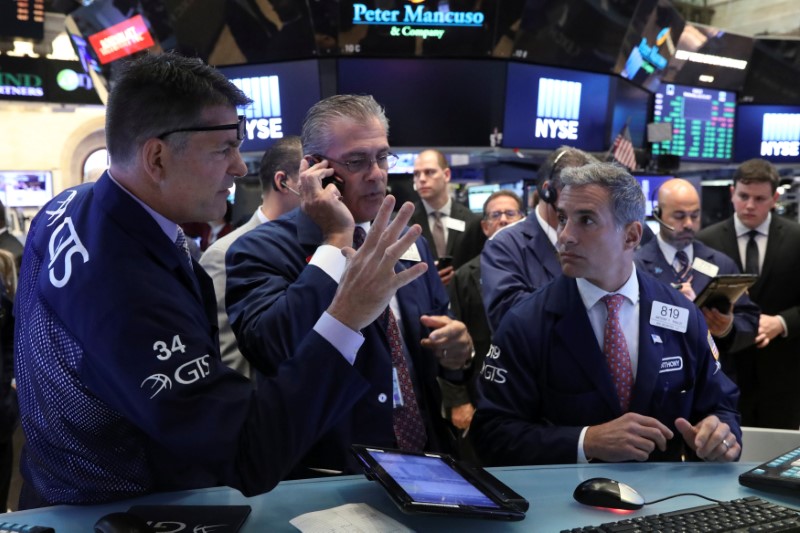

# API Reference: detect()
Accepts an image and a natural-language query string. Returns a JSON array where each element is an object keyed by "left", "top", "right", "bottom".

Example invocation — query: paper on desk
[{"left": 290, "top": 502, "right": 414, "bottom": 533}]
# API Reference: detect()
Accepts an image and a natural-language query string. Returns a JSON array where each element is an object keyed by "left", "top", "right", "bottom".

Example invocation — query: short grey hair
[
  {"left": 560, "top": 163, "right": 645, "bottom": 227},
  {"left": 301, "top": 94, "right": 389, "bottom": 156}
]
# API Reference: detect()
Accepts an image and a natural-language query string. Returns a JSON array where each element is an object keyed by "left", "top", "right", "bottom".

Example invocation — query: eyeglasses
[
  {"left": 320, "top": 152, "right": 399, "bottom": 174},
  {"left": 157, "top": 115, "right": 246, "bottom": 141},
  {"left": 486, "top": 209, "right": 523, "bottom": 221}
]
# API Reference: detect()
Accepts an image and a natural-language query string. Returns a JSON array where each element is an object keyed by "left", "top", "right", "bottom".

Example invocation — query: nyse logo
[
  {"left": 535, "top": 78, "right": 581, "bottom": 141},
  {"left": 230, "top": 75, "right": 284, "bottom": 141},
  {"left": 761, "top": 113, "right": 800, "bottom": 157}
]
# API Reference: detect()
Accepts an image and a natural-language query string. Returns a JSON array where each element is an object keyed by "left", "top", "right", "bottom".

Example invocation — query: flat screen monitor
[
  {"left": 502, "top": 62, "right": 612, "bottom": 151},
  {"left": 741, "top": 38, "right": 800, "bottom": 105},
  {"left": 336, "top": 0, "right": 500, "bottom": 58},
  {"left": 615, "top": 0, "right": 686, "bottom": 92},
  {"left": 467, "top": 184, "right": 499, "bottom": 213},
  {"left": 217, "top": 60, "right": 321, "bottom": 155},
  {"left": 338, "top": 58, "right": 506, "bottom": 147},
  {"left": 610, "top": 77, "right": 652, "bottom": 148},
  {"left": 736, "top": 105, "right": 800, "bottom": 163},
  {"left": 650, "top": 82, "right": 736, "bottom": 162},
  {"left": 0, "top": 171, "right": 53, "bottom": 208},
  {"left": 388, "top": 152, "right": 419, "bottom": 175},
  {"left": 661, "top": 22, "right": 753, "bottom": 91},
  {"left": 504, "top": 0, "right": 637, "bottom": 74},
  {"left": 634, "top": 174, "right": 675, "bottom": 216}
]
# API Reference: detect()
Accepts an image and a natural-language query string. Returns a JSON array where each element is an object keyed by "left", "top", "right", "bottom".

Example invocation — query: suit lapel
[
  {"left": 530, "top": 223, "right": 561, "bottom": 279},
  {"left": 548, "top": 277, "right": 621, "bottom": 414},
  {"left": 758, "top": 216, "right": 783, "bottom": 287},
  {"left": 630, "top": 274, "right": 666, "bottom": 413}
]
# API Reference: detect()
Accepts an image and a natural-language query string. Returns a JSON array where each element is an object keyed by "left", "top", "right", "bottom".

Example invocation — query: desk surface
[{"left": 4, "top": 462, "right": 799, "bottom": 532}]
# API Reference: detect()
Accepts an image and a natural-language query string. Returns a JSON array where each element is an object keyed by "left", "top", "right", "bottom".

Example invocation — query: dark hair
[
  {"left": 422, "top": 149, "right": 449, "bottom": 171},
  {"left": 260, "top": 136, "right": 303, "bottom": 192},
  {"left": 482, "top": 190, "right": 523, "bottom": 218},
  {"left": 536, "top": 146, "right": 597, "bottom": 191},
  {"left": 733, "top": 158, "right": 780, "bottom": 193},
  {"left": 0, "top": 200, "right": 6, "bottom": 229},
  {"left": 560, "top": 163, "right": 645, "bottom": 227},
  {"left": 301, "top": 94, "right": 389, "bottom": 156},
  {"left": 105, "top": 52, "right": 252, "bottom": 166}
]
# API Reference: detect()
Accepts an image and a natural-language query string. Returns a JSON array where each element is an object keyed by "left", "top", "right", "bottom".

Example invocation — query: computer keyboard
[
  {"left": 563, "top": 496, "right": 800, "bottom": 532},
  {"left": 740, "top": 445, "right": 800, "bottom": 493}
]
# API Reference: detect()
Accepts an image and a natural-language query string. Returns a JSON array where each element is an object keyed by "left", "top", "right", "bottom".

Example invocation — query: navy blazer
[
  {"left": 698, "top": 215, "right": 800, "bottom": 428},
  {"left": 14, "top": 174, "right": 370, "bottom": 506},
  {"left": 226, "top": 207, "right": 454, "bottom": 474},
  {"left": 480, "top": 215, "right": 561, "bottom": 331},
  {"left": 635, "top": 238, "right": 759, "bottom": 355},
  {"left": 410, "top": 200, "right": 486, "bottom": 269},
  {"left": 472, "top": 272, "right": 741, "bottom": 466}
]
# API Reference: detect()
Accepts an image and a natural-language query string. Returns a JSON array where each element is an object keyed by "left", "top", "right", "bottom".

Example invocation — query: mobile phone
[
  {"left": 305, "top": 155, "right": 345, "bottom": 194},
  {"left": 436, "top": 255, "right": 453, "bottom": 270}
]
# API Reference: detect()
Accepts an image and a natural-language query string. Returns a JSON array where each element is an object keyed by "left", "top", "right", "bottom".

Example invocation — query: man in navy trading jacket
[
  {"left": 13, "top": 52, "right": 430, "bottom": 508},
  {"left": 635, "top": 178, "right": 759, "bottom": 371},
  {"left": 226, "top": 95, "right": 474, "bottom": 476},
  {"left": 472, "top": 163, "right": 742, "bottom": 466}
]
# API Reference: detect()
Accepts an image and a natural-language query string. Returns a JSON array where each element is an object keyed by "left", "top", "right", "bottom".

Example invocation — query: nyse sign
[
  {"left": 534, "top": 78, "right": 582, "bottom": 141},
  {"left": 761, "top": 113, "right": 800, "bottom": 158},
  {"left": 230, "top": 75, "right": 284, "bottom": 141}
]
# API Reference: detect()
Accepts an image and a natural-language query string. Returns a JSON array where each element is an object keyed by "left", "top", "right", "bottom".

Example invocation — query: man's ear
[
  {"left": 624, "top": 221, "right": 643, "bottom": 250},
  {"left": 141, "top": 138, "right": 168, "bottom": 184}
]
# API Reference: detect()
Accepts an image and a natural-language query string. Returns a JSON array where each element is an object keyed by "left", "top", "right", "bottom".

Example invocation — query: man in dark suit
[
  {"left": 635, "top": 178, "right": 759, "bottom": 367},
  {"left": 473, "top": 163, "right": 741, "bottom": 466},
  {"left": 697, "top": 159, "right": 800, "bottom": 429},
  {"left": 226, "top": 95, "right": 474, "bottom": 476},
  {"left": 447, "top": 190, "right": 524, "bottom": 433},
  {"left": 12, "top": 53, "right": 429, "bottom": 508},
  {"left": 0, "top": 201, "right": 23, "bottom": 269},
  {"left": 480, "top": 146, "right": 596, "bottom": 331},
  {"left": 411, "top": 149, "right": 485, "bottom": 285}
]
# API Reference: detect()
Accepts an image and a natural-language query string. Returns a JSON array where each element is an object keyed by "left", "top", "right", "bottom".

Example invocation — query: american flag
[{"left": 610, "top": 124, "right": 637, "bottom": 171}]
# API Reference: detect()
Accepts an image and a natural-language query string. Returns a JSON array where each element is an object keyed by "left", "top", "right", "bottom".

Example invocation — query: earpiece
[
  {"left": 651, "top": 206, "right": 675, "bottom": 232},
  {"left": 540, "top": 181, "right": 557, "bottom": 205},
  {"left": 280, "top": 178, "right": 300, "bottom": 197}
]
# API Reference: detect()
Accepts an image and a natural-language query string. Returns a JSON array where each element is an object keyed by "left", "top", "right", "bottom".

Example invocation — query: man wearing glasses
[
  {"left": 445, "top": 190, "right": 524, "bottom": 442},
  {"left": 13, "top": 55, "right": 430, "bottom": 507},
  {"left": 226, "top": 94, "right": 475, "bottom": 477}
]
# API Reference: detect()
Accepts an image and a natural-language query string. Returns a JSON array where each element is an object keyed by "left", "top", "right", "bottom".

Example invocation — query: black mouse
[
  {"left": 94, "top": 511, "right": 153, "bottom": 533},
  {"left": 573, "top": 477, "right": 645, "bottom": 510}
]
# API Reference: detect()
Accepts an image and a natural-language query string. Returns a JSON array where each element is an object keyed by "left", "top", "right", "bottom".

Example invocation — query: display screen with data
[{"left": 651, "top": 82, "right": 736, "bottom": 162}]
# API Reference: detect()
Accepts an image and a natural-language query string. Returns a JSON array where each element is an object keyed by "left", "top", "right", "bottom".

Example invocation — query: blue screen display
[
  {"left": 217, "top": 59, "right": 321, "bottom": 154},
  {"left": 502, "top": 62, "right": 612, "bottom": 151},
  {"left": 736, "top": 105, "right": 800, "bottom": 163},
  {"left": 369, "top": 450, "right": 499, "bottom": 508}
]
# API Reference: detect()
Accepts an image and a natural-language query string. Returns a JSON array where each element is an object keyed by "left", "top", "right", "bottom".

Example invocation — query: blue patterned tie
[
  {"left": 673, "top": 250, "right": 691, "bottom": 282},
  {"left": 175, "top": 227, "right": 193, "bottom": 268},
  {"left": 601, "top": 294, "right": 633, "bottom": 412}
]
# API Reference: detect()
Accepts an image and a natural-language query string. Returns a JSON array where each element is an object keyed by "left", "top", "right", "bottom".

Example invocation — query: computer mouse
[
  {"left": 573, "top": 477, "right": 645, "bottom": 510},
  {"left": 94, "top": 511, "right": 153, "bottom": 533}
]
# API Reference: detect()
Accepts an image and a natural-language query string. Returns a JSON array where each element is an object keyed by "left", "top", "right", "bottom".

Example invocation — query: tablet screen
[{"left": 367, "top": 450, "right": 500, "bottom": 508}]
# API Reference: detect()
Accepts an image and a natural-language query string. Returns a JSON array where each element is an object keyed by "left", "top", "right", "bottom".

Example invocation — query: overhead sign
[
  {"left": 535, "top": 78, "right": 582, "bottom": 141},
  {"left": 88, "top": 14, "right": 155, "bottom": 65},
  {"left": 351, "top": 1, "right": 486, "bottom": 40},
  {"left": 761, "top": 113, "right": 800, "bottom": 157},
  {"left": 230, "top": 75, "right": 284, "bottom": 142}
]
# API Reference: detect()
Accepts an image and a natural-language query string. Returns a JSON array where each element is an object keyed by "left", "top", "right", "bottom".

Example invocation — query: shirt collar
[
  {"left": 421, "top": 197, "right": 452, "bottom": 217},
  {"left": 734, "top": 212, "right": 771, "bottom": 238},
  {"left": 107, "top": 170, "right": 179, "bottom": 242},
  {"left": 656, "top": 233, "right": 692, "bottom": 266},
  {"left": 576, "top": 264, "right": 640, "bottom": 311},
  {"left": 534, "top": 204, "right": 558, "bottom": 246},
  {"left": 256, "top": 207, "right": 269, "bottom": 224}
]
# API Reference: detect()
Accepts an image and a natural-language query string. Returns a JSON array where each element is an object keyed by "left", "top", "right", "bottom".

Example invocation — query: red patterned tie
[
  {"left": 353, "top": 227, "right": 427, "bottom": 451},
  {"left": 601, "top": 294, "right": 633, "bottom": 412}
]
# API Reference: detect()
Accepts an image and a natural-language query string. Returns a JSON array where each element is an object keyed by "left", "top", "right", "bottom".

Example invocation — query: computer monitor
[
  {"left": 650, "top": 82, "right": 736, "bottom": 162},
  {"left": 741, "top": 38, "right": 800, "bottom": 105},
  {"left": 217, "top": 60, "right": 321, "bottom": 155},
  {"left": 615, "top": 0, "right": 686, "bottom": 92},
  {"left": 736, "top": 105, "right": 800, "bottom": 163},
  {"left": 0, "top": 171, "right": 53, "bottom": 208},
  {"left": 502, "top": 62, "right": 612, "bottom": 151},
  {"left": 337, "top": 58, "right": 506, "bottom": 147},
  {"left": 467, "top": 184, "right": 500, "bottom": 213},
  {"left": 634, "top": 174, "right": 675, "bottom": 217}
]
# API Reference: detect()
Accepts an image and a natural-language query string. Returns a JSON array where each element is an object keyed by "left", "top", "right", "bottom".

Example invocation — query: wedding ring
[{"left": 722, "top": 439, "right": 730, "bottom": 450}]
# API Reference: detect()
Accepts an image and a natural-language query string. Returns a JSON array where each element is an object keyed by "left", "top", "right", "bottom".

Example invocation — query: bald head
[{"left": 656, "top": 179, "right": 701, "bottom": 250}]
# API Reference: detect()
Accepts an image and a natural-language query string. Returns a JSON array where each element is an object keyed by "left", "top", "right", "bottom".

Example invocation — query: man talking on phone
[{"left": 226, "top": 95, "right": 475, "bottom": 477}]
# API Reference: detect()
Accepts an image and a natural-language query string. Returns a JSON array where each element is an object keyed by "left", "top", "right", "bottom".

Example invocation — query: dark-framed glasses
[
  {"left": 157, "top": 115, "right": 246, "bottom": 141},
  {"left": 321, "top": 152, "right": 399, "bottom": 173},
  {"left": 486, "top": 209, "right": 523, "bottom": 221}
]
